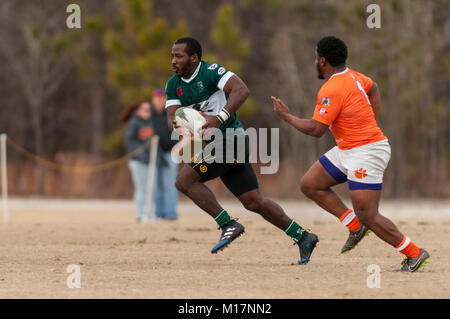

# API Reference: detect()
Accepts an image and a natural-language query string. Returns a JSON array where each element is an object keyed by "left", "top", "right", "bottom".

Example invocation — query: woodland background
[{"left": 0, "top": 0, "right": 448, "bottom": 199}]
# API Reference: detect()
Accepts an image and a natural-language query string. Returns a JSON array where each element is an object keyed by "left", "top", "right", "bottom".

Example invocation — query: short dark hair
[
  {"left": 316, "top": 36, "right": 348, "bottom": 67},
  {"left": 175, "top": 37, "right": 202, "bottom": 60}
]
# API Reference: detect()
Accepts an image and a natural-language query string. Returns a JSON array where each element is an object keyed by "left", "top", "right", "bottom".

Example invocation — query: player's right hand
[
  {"left": 271, "top": 96, "right": 291, "bottom": 119},
  {"left": 172, "top": 119, "right": 192, "bottom": 137}
]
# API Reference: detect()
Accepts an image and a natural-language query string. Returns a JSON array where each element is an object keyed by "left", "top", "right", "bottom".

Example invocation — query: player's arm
[
  {"left": 222, "top": 75, "right": 250, "bottom": 115},
  {"left": 202, "top": 72, "right": 250, "bottom": 130},
  {"left": 202, "top": 74, "right": 250, "bottom": 130},
  {"left": 271, "top": 97, "right": 329, "bottom": 138},
  {"left": 367, "top": 81, "right": 380, "bottom": 118},
  {"left": 165, "top": 78, "right": 183, "bottom": 132},
  {"left": 166, "top": 105, "right": 181, "bottom": 132}
]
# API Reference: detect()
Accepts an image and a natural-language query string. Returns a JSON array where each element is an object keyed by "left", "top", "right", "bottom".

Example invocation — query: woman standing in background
[
  {"left": 121, "top": 92, "right": 187, "bottom": 222},
  {"left": 150, "top": 89, "right": 180, "bottom": 221},
  {"left": 121, "top": 101, "right": 154, "bottom": 222}
]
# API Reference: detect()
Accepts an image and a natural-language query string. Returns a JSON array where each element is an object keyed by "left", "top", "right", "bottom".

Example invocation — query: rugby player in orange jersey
[{"left": 271, "top": 36, "right": 429, "bottom": 272}]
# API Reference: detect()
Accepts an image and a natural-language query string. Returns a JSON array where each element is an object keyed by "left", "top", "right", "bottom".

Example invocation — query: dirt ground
[{"left": 0, "top": 198, "right": 449, "bottom": 299}]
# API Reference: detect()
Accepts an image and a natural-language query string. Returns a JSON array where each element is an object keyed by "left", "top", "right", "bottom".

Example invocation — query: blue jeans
[
  {"left": 128, "top": 159, "right": 149, "bottom": 220},
  {"left": 152, "top": 152, "right": 179, "bottom": 220},
  {"left": 128, "top": 154, "right": 179, "bottom": 220}
]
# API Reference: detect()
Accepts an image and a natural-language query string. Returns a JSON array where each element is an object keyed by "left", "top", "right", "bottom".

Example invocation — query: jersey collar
[
  {"left": 181, "top": 61, "right": 202, "bottom": 83},
  {"left": 328, "top": 67, "right": 349, "bottom": 81}
]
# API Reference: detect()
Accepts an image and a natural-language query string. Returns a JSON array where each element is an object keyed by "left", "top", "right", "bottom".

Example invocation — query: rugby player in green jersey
[{"left": 165, "top": 37, "right": 318, "bottom": 264}]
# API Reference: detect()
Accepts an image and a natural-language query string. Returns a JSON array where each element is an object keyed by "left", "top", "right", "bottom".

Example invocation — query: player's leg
[
  {"left": 346, "top": 140, "right": 429, "bottom": 271},
  {"left": 174, "top": 164, "right": 224, "bottom": 217},
  {"left": 239, "top": 189, "right": 291, "bottom": 230},
  {"left": 175, "top": 156, "right": 245, "bottom": 254},
  {"left": 350, "top": 189, "right": 429, "bottom": 271},
  {"left": 300, "top": 160, "right": 348, "bottom": 218},
  {"left": 301, "top": 150, "right": 368, "bottom": 253},
  {"left": 220, "top": 163, "right": 290, "bottom": 230},
  {"left": 221, "top": 163, "right": 319, "bottom": 264},
  {"left": 350, "top": 189, "right": 401, "bottom": 245},
  {"left": 220, "top": 135, "right": 293, "bottom": 230}
]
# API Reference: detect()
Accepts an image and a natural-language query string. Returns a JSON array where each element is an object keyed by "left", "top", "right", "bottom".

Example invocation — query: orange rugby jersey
[{"left": 312, "top": 68, "right": 386, "bottom": 150}]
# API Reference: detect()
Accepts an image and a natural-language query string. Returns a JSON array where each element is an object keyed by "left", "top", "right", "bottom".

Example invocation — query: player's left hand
[
  {"left": 200, "top": 113, "right": 222, "bottom": 140},
  {"left": 271, "top": 96, "right": 290, "bottom": 119},
  {"left": 200, "top": 113, "right": 221, "bottom": 130}
]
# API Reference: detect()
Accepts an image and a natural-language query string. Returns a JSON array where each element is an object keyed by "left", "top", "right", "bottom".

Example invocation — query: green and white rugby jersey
[{"left": 165, "top": 61, "right": 244, "bottom": 136}]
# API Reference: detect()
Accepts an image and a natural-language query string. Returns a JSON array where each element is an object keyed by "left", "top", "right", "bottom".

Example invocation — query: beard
[
  {"left": 317, "top": 63, "right": 325, "bottom": 79},
  {"left": 180, "top": 60, "right": 192, "bottom": 78}
]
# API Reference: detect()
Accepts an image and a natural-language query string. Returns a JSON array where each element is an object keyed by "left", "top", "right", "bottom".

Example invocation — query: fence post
[
  {"left": 1, "top": 134, "right": 8, "bottom": 223},
  {"left": 142, "top": 135, "right": 159, "bottom": 222}
]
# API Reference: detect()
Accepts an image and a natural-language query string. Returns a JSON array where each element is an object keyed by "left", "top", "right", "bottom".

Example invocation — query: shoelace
[{"left": 401, "top": 257, "right": 410, "bottom": 266}]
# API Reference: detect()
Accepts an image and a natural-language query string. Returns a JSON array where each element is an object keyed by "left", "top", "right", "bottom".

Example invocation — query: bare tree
[{"left": 0, "top": 1, "right": 74, "bottom": 194}]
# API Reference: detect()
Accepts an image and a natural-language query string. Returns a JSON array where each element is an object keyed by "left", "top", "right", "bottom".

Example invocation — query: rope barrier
[{"left": 5, "top": 136, "right": 154, "bottom": 173}]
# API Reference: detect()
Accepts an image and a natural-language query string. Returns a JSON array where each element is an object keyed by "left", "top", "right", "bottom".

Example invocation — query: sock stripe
[
  {"left": 285, "top": 220, "right": 305, "bottom": 242},
  {"left": 339, "top": 209, "right": 360, "bottom": 231},
  {"left": 214, "top": 210, "right": 232, "bottom": 228},
  {"left": 341, "top": 211, "right": 356, "bottom": 226},
  {"left": 395, "top": 236, "right": 411, "bottom": 252},
  {"left": 284, "top": 220, "right": 295, "bottom": 233},
  {"left": 214, "top": 209, "right": 226, "bottom": 221},
  {"left": 339, "top": 209, "right": 352, "bottom": 221}
]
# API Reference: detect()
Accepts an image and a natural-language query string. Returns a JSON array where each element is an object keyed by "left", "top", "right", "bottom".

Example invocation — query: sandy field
[{"left": 0, "top": 198, "right": 449, "bottom": 299}]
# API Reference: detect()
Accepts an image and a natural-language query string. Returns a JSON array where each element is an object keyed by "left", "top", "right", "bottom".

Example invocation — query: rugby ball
[{"left": 174, "top": 107, "right": 206, "bottom": 141}]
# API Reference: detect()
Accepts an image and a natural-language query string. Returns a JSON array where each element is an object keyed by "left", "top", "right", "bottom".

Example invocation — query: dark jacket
[
  {"left": 124, "top": 115, "right": 154, "bottom": 164},
  {"left": 151, "top": 109, "right": 177, "bottom": 152}
]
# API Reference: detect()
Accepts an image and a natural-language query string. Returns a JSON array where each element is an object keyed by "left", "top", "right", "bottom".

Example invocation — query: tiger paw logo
[
  {"left": 199, "top": 164, "right": 208, "bottom": 173},
  {"left": 139, "top": 127, "right": 153, "bottom": 140},
  {"left": 354, "top": 168, "right": 368, "bottom": 179}
]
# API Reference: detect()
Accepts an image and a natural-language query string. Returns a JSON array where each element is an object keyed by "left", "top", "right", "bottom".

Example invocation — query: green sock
[
  {"left": 285, "top": 220, "right": 305, "bottom": 242},
  {"left": 214, "top": 210, "right": 232, "bottom": 228}
]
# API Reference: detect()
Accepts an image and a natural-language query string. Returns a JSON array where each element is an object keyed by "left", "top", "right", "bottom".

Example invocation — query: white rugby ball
[{"left": 174, "top": 107, "right": 206, "bottom": 141}]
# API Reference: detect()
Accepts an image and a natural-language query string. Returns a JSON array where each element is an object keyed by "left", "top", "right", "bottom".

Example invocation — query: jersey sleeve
[
  {"left": 312, "top": 84, "right": 344, "bottom": 126},
  {"left": 356, "top": 71, "right": 373, "bottom": 93},
  {"left": 204, "top": 63, "right": 235, "bottom": 91},
  {"left": 165, "top": 77, "right": 181, "bottom": 108}
]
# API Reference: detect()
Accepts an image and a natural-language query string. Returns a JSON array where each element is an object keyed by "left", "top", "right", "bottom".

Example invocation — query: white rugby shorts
[{"left": 319, "top": 139, "right": 391, "bottom": 190}]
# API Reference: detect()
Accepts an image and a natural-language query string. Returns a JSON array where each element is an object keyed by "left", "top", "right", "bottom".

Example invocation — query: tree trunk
[
  {"left": 90, "top": 81, "right": 104, "bottom": 156},
  {"left": 30, "top": 101, "right": 45, "bottom": 195}
]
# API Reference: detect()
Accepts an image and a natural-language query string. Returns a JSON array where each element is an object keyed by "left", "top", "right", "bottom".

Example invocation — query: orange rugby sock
[
  {"left": 339, "top": 209, "right": 361, "bottom": 231},
  {"left": 395, "top": 235, "right": 420, "bottom": 258}
]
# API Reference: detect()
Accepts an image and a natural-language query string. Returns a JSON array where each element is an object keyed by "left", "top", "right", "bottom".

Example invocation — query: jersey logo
[
  {"left": 218, "top": 67, "right": 226, "bottom": 75},
  {"left": 192, "top": 103, "right": 201, "bottom": 111},
  {"left": 197, "top": 81, "right": 204, "bottom": 90},
  {"left": 354, "top": 168, "right": 368, "bottom": 179},
  {"left": 199, "top": 164, "right": 208, "bottom": 173},
  {"left": 138, "top": 127, "right": 153, "bottom": 140},
  {"left": 319, "top": 107, "right": 328, "bottom": 115},
  {"left": 176, "top": 88, "right": 183, "bottom": 97},
  {"left": 208, "top": 63, "right": 218, "bottom": 70},
  {"left": 321, "top": 97, "right": 330, "bottom": 106}
]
